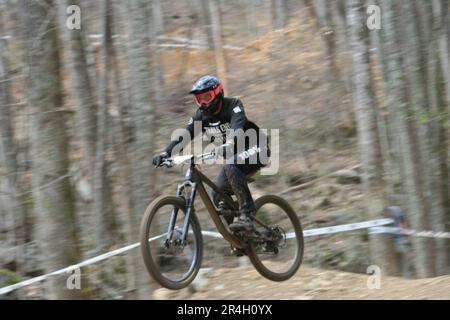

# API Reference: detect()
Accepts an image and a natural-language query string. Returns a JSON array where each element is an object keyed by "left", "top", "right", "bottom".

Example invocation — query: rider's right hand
[{"left": 152, "top": 152, "right": 169, "bottom": 166}]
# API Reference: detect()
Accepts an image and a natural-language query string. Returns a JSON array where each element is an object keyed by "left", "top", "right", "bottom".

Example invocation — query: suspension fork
[
  {"left": 165, "top": 165, "right": 197, "bottom": 245},
  {"left": 180, "top": 182, "right": 197, "bottom": 243},
  {"left": 164, "top": 182, "right": 189, "bottom": 245}
]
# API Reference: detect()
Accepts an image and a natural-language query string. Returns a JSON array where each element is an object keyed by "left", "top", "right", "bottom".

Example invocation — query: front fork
[{"left": 165, "top": 180, "right": 197, "bottom": 247}]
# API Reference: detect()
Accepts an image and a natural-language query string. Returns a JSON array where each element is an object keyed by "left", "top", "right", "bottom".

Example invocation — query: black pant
[{"left": 214, "top": 162, "right": 262, "bottom": 215}]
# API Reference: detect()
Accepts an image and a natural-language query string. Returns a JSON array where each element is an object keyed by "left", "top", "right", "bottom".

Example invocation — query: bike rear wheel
[
  {"left": 247, "top": 195, "right": 304, "bottom": 281},
  {"left": 140, "top": 196, "right": 203, "bottom": 290}
]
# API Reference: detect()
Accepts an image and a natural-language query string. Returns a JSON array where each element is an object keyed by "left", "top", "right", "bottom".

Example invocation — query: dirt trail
[{"left": 153, "top": 264, "right": 450, "bottom": 300}]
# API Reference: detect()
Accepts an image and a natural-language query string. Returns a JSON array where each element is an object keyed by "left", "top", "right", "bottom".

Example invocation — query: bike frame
[{"left": 165, "top": 156, "right": 246, "bottom": 249}]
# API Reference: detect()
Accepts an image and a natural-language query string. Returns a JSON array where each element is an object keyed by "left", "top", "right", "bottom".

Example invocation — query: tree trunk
[
  {"left": 437, "top": 0, "right": 450, "bottom": 114},
  {"left": 108, "top": 0, "right": 137, "bottom": 297},
  {"left": 126, "top": 0, "right": 156, "bottom": 299},
  {"left": 302, "top": 0, "right": 321, "bottom": 30},
  {"left": 372, "top": 0, "right": 404, "bottom": 202},
  {"left": 426, "top": 0, "right": 449, "bottom": 275},
  {"left": 346, "top": 0, "right": 398, "bottom": 276},
  {"left": 92, "top": 0, "right": 113, "bottom": 257},
  {"left": 110, "top": 49, "right": 137, "bottom": 298},
  {"left": 149, "top": 0, "right": 166, "bottom": 103},
  {"left": 271, "top": 0, "right": 288, "bottom": 29},
  {"left": 208, "top": 0, "right": 228, "bottom": 90},
  {"left": 57, "top": 0, "right": 97, "bottom": 172},
  {"left": 201, "top": 0, "right": 215, "bottom": 49},
  {"left": 0, "top": 3, "right": 15, "bottom": 249},
  {"left": 398, "top": 0, "right": 438, "bottom": 275},
  {"left": 245, "top": 0, "right": 259, "bottom": 38},
  {"left": 152, "top": 0, "right": 164, "bottom": 38},
  {"left": 438, "top": 0, "right": 450, "bottom": 271},
  {"left": 0, "top": 0, "right": 26, "bottom": 272},
  {"left": 25, "top": 0, "right": 85, "bottom": 299},
  {"left": 379, "top": 0, "right": 434, "bottom": 278},
  {"left": 333, "top": 0, "right": 348, "bottom": 39},
  {"left": 313, "top": 0, "right": 352, "bottom": 136}
]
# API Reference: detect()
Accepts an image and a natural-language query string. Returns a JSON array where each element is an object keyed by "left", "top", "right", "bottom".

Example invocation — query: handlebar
[{"left": 156, "top": 144, "right": 232, "bottom": 168}]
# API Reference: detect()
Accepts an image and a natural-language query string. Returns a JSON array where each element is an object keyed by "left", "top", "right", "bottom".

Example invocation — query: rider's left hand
[{"left": 153, "top": 151, "right": 169, "bottom": 166}]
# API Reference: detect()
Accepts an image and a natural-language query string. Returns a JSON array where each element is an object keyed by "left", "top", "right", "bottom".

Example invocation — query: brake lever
[{"left": 155, "top": 159, "right": 173, "bottom": 168}]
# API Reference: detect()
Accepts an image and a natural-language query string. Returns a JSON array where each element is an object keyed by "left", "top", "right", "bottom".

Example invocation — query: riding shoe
[{"left": 229, "top": 213, "right": 255, "bottom": 232}]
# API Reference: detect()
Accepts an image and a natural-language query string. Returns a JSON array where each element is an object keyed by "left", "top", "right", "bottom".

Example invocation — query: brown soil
[{"left": 153, "top": 264, "right": 450, "bottom": 300}]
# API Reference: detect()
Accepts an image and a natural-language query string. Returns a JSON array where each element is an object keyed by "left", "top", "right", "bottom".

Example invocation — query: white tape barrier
[
  {"left": 1, "top": 34, "right": 244, "bottom": 50},
  {"left": 0, "top": 243, "right": 137, "bottom": 295},
  {"left": 0, "top": 217, "right": 422, "bottom": 296},
  {"left": 302, "top": 218, "right": 394, "bottom": 237},
  {"left": 0, "top": 233, "right": 166, "bottom": 296},
  {"left": 189, "top": 219, "right": 395, "bottom": 240},
  {"left": 368, "top": 226, "right": 450, "bottom": 239}
]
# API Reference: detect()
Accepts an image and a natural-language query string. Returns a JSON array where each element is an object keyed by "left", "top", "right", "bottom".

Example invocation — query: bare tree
[
  {"left": 55, "top": 2, "right": 115, "bottom": 295},
  {"left": 57, "top": 0, "right": 97, "bottom": 172},
  {"left": 346, "top": 0, "right": 398, "bottom": 275},
  {"left": 208, "top": 0, "right": 228, "bottom": 89},
  {"left": 149, "top": 0, "right": 166, "bottom": 103},
  {"left": 109, "top": 0, "right": 137, "bottom": 295},
  {"left": 201, "top": 0, "right": 215, "bottom": 49},
  {"left": 306, "top": 0, "right": 352, "bottom": 139},
  {"left": 0, "top": 0, "right": 26, "bottom": 272},
  {"left": 426, "top": 0, "right": 449, "bottom": 275},
  {"left": 439, "top": 0, "right": 450, "bottom": 270},
  {"left": 271, "top": 0, "right": 288, "bottom": 29},
  {"left": 245, "top": 0, "right": 259, "bottom": 38},
  {"left": 436, "top": 0, "right": 450, "bottom": 115},
  {"left": 126, "top": 0, "right": 156, "bottom": 299},
  {"left": 379, "top": 0, "right": 435, "bottom": 278},
  {"left": 93, "top": 0, "right": 112, "bottom": 256},
  {"left": 25, "top": 0, "right": 85, "bottom": 299},
  {"left": 152, "top": 0, "right": 164, "bottom": 38}
]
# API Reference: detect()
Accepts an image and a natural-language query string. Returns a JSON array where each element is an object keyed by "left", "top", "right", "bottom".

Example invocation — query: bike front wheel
[
  {"left": 247, "top": 195, "right": 304, "bottom": 281},
  {"left": 140, "top": 196, "right": 203, "bottom": 290}
]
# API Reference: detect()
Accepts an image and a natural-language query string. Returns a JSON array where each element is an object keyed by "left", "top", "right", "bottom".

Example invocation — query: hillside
[{"left": 153, "top": 264, "right": 450, "bottom": 300}]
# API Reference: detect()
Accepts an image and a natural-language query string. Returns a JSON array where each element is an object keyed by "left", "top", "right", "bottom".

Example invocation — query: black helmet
[{"left": 189, "top": 75, "right": 224, "bottom": 115}]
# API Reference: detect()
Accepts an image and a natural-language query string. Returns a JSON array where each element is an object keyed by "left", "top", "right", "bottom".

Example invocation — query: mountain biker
[{"left": 152, "top": 75, "right": 269, "bottom": 232}]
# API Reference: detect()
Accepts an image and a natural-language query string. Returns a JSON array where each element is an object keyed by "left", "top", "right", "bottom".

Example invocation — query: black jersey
[
  {"left": 165, "top": 97, "right": 266, "bottom": 157},
  {"left": 194, "top": 97, "right": 248, "bottom": 144}
]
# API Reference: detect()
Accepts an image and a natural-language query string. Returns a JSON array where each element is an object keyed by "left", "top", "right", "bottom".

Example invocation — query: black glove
[{"left": 152, "top": 152, "right": 169, "bottom": 166}]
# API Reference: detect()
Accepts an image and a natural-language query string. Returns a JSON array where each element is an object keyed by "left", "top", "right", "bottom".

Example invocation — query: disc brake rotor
[
  {"left": 259, "top": 226, "right": 287, "bottom": 253},
  {"left": 165, "top": 228, "right": 185, "bottom": 255}
]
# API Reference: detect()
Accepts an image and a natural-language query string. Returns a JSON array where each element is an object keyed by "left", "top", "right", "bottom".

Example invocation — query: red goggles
[{"left": 194, "top": 83, "right": 223, "bottom": 105}]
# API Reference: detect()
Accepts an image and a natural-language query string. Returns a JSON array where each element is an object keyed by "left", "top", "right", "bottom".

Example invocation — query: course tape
[
  {"left": 0, "top": 234, "right": 166, "bottom": 296},
  {"left": 301, "top": 218, "right": 394, "bottom": 237},
  {"left": 368, "top": 226, "right": 450, "bottom": 239},
  {"left": 2, "top": 217, "right": 445, "bottom": 296}
]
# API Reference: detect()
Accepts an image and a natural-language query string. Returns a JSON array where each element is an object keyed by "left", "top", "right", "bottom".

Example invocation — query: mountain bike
[{"left": 140, "top": 148, "right": 304, "bottom": 290}]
